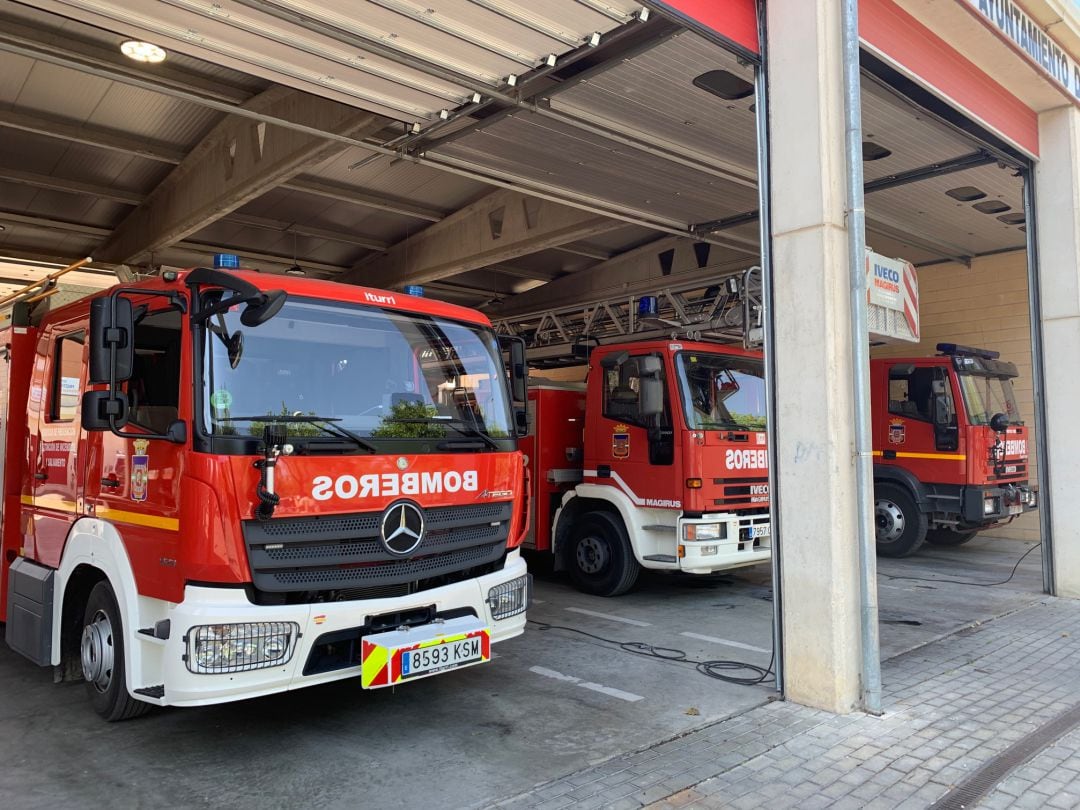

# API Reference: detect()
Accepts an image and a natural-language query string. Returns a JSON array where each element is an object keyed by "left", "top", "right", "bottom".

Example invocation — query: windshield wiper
[
  {"left": 386, "top": 416, "right": 501, "bottom": 450},
  {"left": 220, "top": 415, "right": 378, "bottom": 453}
]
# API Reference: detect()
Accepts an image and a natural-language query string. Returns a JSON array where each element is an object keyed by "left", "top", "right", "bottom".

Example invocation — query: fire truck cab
[
  {"left": 2, "top": 264, "right": 531, "bottom": 720},
  {"left": 521, "top": 339, "right": 771, "bottom": 597},
  {"left": 870, "top": 343, "right": 1037, "bottom": 557}
]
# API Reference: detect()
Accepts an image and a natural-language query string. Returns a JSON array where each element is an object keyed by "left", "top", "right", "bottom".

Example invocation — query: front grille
[
  {"left": 243, "top": 502, "right": 513, "bottom": 594},
  {"left": 712, "top": 476, "right": 771, "bottom": 510}
]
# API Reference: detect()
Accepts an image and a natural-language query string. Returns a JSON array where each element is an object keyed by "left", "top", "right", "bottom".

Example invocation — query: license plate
[
  {"left": 360, "top": 616, "right": 491, "bottom": 689},
  {"left": 750, "top": 524, "right": 771, "bottom": 539}
]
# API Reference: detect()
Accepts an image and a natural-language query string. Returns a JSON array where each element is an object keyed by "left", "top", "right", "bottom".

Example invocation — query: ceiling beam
[
  {"left": 0, "top": 167, "right": 143, "bottom": 205},
  {"left": 343, "top": 187, "right": 624, "bottom": 288},
  {"left": 0, "top": 108, "right": 186, "bottom": 163},
  {"left": 95, "top": 87, "right": 390, "bottom": 264},
  {"left": 553, "top": 242, "right": 614, "bottom": 261},
  {"left": 0, "top": 15, "right": 254, "bottom": 106},
  {"left": 0, "top": 209, "right": 110, "bottom": 237},
  {"left": 484, "top": 235, "right": 749, "bottom": 319},
  {"left": 281, "top": 176, "right": 445, "bottom": 222},
  {"left": 484, "top": 263, "right": 560, "bottom": 281},
  {"left": 174, "top": 242, "right": 348, "bottom": 276},
  {"left": 221, "top": 213, "right": 388, "bottom": 251}
]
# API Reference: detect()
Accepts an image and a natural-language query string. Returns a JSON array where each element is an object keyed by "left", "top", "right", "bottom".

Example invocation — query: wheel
[
  {"left": 874, "top": 483, "right": 927, "bottom": 558},
  {"left": 562, "top": 511, "right": 640, "bottom": 597},
  {"left": 81, "top": 581, "right": 151, "bottom": 721},
  {"left": 926, "top": 528, "right": 979, "bottom": 546}
]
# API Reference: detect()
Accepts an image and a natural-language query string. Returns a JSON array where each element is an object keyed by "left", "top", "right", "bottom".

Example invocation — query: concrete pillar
[
  {"left": 767, "top": 0, "right": 866, "bottom": 712},
  {"left": 1035, "top": 106, "right": 1080, "bottom": 598}
]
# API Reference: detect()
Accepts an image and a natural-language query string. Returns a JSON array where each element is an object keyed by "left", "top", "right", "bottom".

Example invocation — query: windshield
[
  {"left": 956, "top": 372, "right": 1022, "bottom": 426},
  {"left": 675, "top": 352, "right": 767, "bottom": 431},
  {"left": 201, "top": 296, "right": 513, "bottom": 444}
]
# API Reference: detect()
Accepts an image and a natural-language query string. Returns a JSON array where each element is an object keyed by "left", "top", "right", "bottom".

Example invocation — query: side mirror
[
  {"left": 990, "top": 412, "right": 1009, "bottom": 433},
  {"left": 637, "top": 355, "right": 663, "bottom": 377},
  {"left": 640, "top": 376, "right": 664, "bottom": 417},
  {"left": 81, "top": 389, "right": 128, "bottom": 431},
  {"left": 509, "top": 337, "right": 527, "bottom": 404},
  {"left": 514, "top": 408, "right": 529, "bottom": 438},
  {"left": 88, "top": 296, "right": 133, "bottom": 384},
  {"left": 240, "top": 290, "right": 287, "bottom": 327}
]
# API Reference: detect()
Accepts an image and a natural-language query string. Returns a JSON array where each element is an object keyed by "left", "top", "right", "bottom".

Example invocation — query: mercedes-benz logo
[{"left": 380, "top": 501, "right": 425, "bottom": 556}]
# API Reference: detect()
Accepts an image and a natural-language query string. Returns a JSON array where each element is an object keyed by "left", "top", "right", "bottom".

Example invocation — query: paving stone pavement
[{"left": 490, "top": 597, "right": 1080, "bottom": 809}]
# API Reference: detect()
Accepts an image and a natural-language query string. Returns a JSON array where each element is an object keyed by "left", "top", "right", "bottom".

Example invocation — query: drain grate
[{"left": 930, "top": 702, "right": 1080, "bottom": 809}]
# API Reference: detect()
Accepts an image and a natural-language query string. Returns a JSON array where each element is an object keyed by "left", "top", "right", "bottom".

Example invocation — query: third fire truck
[{"left": 870, "top": 343, "right": 1037, "bottom": 556}]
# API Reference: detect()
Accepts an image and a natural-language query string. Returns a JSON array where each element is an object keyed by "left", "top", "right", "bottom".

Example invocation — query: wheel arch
[
  {"left": 53, "top": 519, "right": 143, "bottom": 689},
  {"left": 552, "top": 487, "right": 633, "bottom": 570},
  {"left": 873, "top": 465, "right": 929, "bottom": 510}
]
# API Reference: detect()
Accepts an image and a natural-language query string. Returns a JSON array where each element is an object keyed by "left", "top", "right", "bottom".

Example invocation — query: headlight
[
  {"left": 983, "top": 496, "right": 999, "bottom": 516},
  {"left": 186, "top": 622, "right": 299, "bottom": 674},
  {"left": 684, "top": 523, "right": 725, "bottom": 541},
  {"left": 487, "top": 575, "right": 530, "bottom": 620}
]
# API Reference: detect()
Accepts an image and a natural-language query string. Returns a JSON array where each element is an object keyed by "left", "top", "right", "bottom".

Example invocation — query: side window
[
  {"left": 602, "top": 355, "right": 669, "bottom": 427},
  {"left": 51, "top": 332, "right": 85, "bottom": 422},
  {"left": 128, "top": 309, "right": 182, "bottom": 433},
  {"left": 888, "top": 366, "right": 951, "bottom": 422}
]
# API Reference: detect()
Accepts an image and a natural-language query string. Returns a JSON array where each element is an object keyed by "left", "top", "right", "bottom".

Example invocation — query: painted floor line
[
  {"left": 564, "top": 606, "right": 651, "bottom": 627},
  {"left": 680, "top": 631, "right": 771, "bottom": 654},
  {"left": 528, "top": 666, "right": 645, "bottom": 702}
]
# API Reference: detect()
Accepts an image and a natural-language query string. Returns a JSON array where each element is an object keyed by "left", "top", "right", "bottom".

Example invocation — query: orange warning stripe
[{"left": 872, "top": 450, "right": 967, "bottom": 461}]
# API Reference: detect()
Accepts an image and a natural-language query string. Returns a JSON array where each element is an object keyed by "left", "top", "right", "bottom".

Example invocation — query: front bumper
[
  {"left": 155, "top": 552, "right": 528, "bottom": 707},
  {"left": 961, "top": 483, "right": 1037, "bottom": 525},
  {"left": 676, "top": 513, "right": 772, "bottom": 574}
]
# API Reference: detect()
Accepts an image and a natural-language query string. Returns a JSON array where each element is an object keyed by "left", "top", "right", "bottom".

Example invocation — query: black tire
[
  {"left": 81, "top": 581, "right": 151, "bottom": 722},
  {"left": 926, "top": 528, "right": 979, "bottom": 546},
  {"left": 562, "top": 511, "right": 640, "bottom": 597},
  {"left": 874, "top": 483, "right": 927, "bottom": 558}
]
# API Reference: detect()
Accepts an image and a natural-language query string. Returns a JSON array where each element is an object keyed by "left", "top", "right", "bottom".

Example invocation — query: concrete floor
[{"left": 0, "top": 537, "right": 1044, "bottom": 810}]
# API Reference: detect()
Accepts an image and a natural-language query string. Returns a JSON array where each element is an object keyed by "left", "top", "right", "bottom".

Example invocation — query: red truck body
[
  {"left": 2, "top": 267, "right": 530, "bottom": 719},
  {"left": 521, "top": 339, "right": 772, "bottom": 596},
  {"left": 869, "top": 343, "right": 1036, "bottom": 555}
]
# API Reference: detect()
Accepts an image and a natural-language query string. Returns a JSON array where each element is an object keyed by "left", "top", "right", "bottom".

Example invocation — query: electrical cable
[
  {"left": 884, "top": 542, "right": 1041, "bottom": 588},
  {"left": 527, "top": 620, "right": 775, "bottom": 687}
]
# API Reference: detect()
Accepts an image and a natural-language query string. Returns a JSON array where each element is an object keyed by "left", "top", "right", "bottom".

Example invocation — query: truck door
[
  {"left": 598, "top": 353, "right": 676, "bottom": 507},
  {"left": 84, "top": 306, "right": 185, "bottom": 600},
  {"left": 881, "top": 363, "right": 962, "bottom": 482},
  {"left": 28, "top": 325, "right": 87, "bottom": 567}
]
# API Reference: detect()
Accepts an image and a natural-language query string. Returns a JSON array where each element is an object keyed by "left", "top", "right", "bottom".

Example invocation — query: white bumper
[
  {"left": 155, "top": 552, "right": 528, "bottom": 707},
  {"left": 677, "top": 513, "right": 771, "bottom": 574}
]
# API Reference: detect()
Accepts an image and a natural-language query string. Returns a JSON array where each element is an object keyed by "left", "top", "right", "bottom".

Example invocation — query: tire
[
  {"left": 874, "top": 483, "right": 927, "bottom": 558},
  {"left": 562, "top": 511, "right": 640, "bottom": 597},
  {"left": 926, "top": 528, "right": 979, "bottom": 546},
  {"left": 81, "top": 581, "right": 151, "bottom": 722}
]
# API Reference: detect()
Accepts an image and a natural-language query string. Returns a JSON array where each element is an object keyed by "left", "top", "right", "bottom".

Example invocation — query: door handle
[{"left": 101, "top": 477, "right": 121, "bottom": 488}]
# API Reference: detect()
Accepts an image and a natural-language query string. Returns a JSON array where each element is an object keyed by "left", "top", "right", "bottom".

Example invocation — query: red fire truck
[
  {"left": 2, "top": 261, "right": 531, "bottom": 720},
  {"left": 870, "top": 343, "right": 1037, "bottom": 556},
  {"left": 520, "top": 339, "right": 771, "bottom": 597}
]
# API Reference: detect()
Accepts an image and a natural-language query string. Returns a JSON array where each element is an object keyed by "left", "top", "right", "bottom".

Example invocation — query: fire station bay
[{"left": 3, "top": 0, "right": 1080, "bottom": 804}]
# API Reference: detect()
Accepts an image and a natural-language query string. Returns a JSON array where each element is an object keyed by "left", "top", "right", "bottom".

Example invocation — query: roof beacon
[
  {"left": 213, "top": 253, "right": 241, "bottom": 270},
  {"left": 404, "top": 285, "right": 424, "bottom": 297},
  {"left": 936, "top": 343, "right": 999, "bottom": 360}
]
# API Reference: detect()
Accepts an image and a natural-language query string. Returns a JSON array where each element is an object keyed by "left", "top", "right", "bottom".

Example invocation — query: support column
[
  {"left": 1035, "top": 106, "right": 1080, "bottom": 597},
  {"left": 767, "top": 0, "right": 866, "bottom": 712}
]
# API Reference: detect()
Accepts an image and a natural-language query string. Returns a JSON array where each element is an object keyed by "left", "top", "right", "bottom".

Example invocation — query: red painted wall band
[{"left": 654, "top": 0, "right": 759, "bottom": 55}]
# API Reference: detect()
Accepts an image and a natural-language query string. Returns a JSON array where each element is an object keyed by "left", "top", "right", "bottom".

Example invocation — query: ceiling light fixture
[
  {"left": 285, "top": 265, "right": 306, "bottom": 276},
  {"left": 120, "top": 40, "right": 167, "bottom": 64}
]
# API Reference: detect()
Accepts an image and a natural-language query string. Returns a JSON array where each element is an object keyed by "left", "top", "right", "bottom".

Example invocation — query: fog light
[
  {"left": 185, "top": 622, "right": 298, "bottom": 674},
  {"left": 984, "top": 496, "right": 998, "bottom": 516},
  {"left": 487, "top": 575, "right": 530, "bottom": 620},
  {"left": 684, "top": 522, "right": 724, "bottom": 541},
  {"left": 701, "top": 545, "right": 718, "bottom": 556}
]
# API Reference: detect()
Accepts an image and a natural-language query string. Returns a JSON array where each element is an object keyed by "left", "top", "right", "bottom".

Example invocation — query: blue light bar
[
  {"left": 638, "top": 296, "right": 658, "bottom": 317},
  {"left": 404, "top": 285, "right": 424, "bottom": 297},
  {"left": 213, "top": 253, "right": 241, "bottom": 269},
  {"left": 936, "top": 343, "right": 999, "bottom": 360}
]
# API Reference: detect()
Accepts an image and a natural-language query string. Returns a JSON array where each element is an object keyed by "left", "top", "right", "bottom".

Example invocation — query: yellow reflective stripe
[
  {"left": 95, "top": 506, "right": 179, "bottom": 532},
  {"left": 872, "top": 450, "right": 967, "bottom": 461},
  {"left": 21, "top": 494, "right": 178, "bottom": 531},
  {"left": 362, "top": 644, "right": 389, "bottom": 688},
  {"left": 21, "top": 493, "right": 77, "bottom": 512}
]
